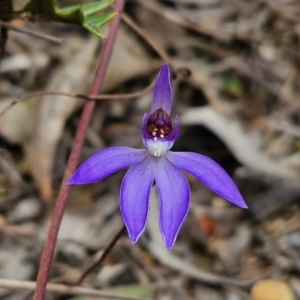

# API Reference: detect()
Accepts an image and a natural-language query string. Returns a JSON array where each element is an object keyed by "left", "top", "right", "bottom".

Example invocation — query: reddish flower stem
[
  {"left": 74, "top": 225, "right": 126, "bottom": 285},
  {"left": 34, "top": 1, "right": 125, "bottom": 299}
]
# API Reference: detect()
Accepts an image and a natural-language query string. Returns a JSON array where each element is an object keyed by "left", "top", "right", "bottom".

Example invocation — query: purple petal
[
  {"left": 154, "top": 158, "right": 190, "bottom": 249},
  {"left": 67, "top": 147, "right": 147, "bottom": 185},
  {"left": 152, "top": 63, "right": 172, "bottom": 114},
  {"left": 120, "top": 157, "right": 154, "bottom": 244},
  {"left": 166, "top": 151, "right": 248, "bottom": 208}
]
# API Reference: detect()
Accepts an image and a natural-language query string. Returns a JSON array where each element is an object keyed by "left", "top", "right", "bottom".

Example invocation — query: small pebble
[
  {"left": 251, "top": 279, "right": 295, "bottom": 300},
  {"left": 7, "top": 197, "right": 41, "bottom": 223}
]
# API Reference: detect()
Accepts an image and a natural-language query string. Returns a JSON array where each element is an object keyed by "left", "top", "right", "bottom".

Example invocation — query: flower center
[
  {"left": 146, "top": 108, "right": 172, "bottom": 139},
  {"left": 144, "top": 108, "right": 175, "bottom": 157}
]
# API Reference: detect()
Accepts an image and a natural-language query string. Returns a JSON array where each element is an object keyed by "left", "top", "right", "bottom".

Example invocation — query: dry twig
[
  {"left": 0, "top": 278, "right": 150, "bottom": 300},
  {"left": 0, "top": 77, "right": 156, "bottom": 118},
  {"left": 0, "top": 21, "right": 65, "bottom": 44}
]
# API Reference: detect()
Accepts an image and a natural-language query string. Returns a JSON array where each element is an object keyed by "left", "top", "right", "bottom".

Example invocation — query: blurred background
[{"left": 0, "top": 0, "right": 300, "bottom": 299}]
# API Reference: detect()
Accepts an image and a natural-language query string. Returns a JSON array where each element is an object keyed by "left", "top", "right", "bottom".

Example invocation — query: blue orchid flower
[{"left": 67, "top": 63, "right": 247, "bottom": 249}]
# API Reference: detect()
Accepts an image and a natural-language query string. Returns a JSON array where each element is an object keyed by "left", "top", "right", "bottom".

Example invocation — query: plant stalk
[
  {"left": 75, "top": 226, "right": 126, "bottom": 285},
  {"left": 33, "top": 1, "right": 125, "bottom": 299}
]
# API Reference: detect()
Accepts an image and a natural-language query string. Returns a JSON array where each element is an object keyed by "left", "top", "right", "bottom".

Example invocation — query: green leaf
[
  {"left": 82, "top": 12, "right": 117, "bottom": 38},
  {"left": 220, "top": 74, "right": 243, "bottom": 96},
  {"left": 53, "top": 4, "right": 81, "bottom": 19},
  {"left": 112, "top": 284, "right": 154, "bottom": 298},
  {"left": 0, "top": 0, "right": 116, "bottom": 39},
  {"left": 68, "top": 284, "right": 154, "bottom": 300},
  {"left": 52, "top": 0, "right": 117, "bottom": 38},
  {"left": 82, "top": 0, "right": 115, "bottom": 17}
]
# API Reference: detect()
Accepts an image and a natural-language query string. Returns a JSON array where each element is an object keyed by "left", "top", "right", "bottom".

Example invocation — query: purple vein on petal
[
  {"left": 120, "top": 156, "right": 154, "bottom": 244},
  {"left": 152, "top": 63, "right": 172, "bottom": 114},
  {"left": 67, "top": 147, "right": 147, "bottom": 185},
  {"left": 166, "top": 151, "right": 248, "bottom": 208},
  {"left": 154, "top": 157, "right": 191, "bottom": 249}
]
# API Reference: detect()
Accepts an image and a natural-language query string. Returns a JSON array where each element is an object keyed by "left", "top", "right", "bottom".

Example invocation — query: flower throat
[{"left": 146, "top": 108, "right": 173, "bottom": 139}]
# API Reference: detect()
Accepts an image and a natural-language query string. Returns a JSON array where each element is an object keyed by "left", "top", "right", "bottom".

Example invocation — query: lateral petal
[
  {"left": 166, "top": 151, "right": 248, "bottom": 208},
  {"left": 120, "top": 156, "right": 154, "bottom": 244},
  {"left": 67, "top": 147, "right": 147, "bottom": 185},
  {"left": 154, "top": 158, "right": 190, "bottom": 249}
]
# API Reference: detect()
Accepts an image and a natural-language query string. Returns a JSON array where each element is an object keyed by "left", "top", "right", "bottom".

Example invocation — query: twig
[
  {"left": 147, "top": 189, "right": 278, "bottom": 289},
  {"left": 265, "top": 118, "right": 300, "bottom": 138},
  {"left": 74, "top": 225, "right": 126, "bottom": 285},
  {"left": 123, "top": 240, "right": 163, "bottom": 282},
  {"left": 0, "top": 21, "right": 65, "bottom": 44},
  {"left": 135, "top": 0, "right": 231, "bottom": 42},
  {"left": 0, "top": 278, "right": 149, "bottom": 300},
  {"left": 0, "top": 77, "right": 156, "bottom": 119},
  {"left": 180, "top": 106, "right": 299, "bottom": 178},
  {"left": 229, "top": 57, "right": 299, "bottom": 109},
  {"left": 34, "top": 1, "right": 125, "bottom": 299},
  {"left": 121, "top": 13, "right": 192, "bottom": 80},
  {"left": 121, "top": 12, "right": 171, "bottom": 64},
  {"left": 0, "top": 149, "right": 28, "bottom": 189}
]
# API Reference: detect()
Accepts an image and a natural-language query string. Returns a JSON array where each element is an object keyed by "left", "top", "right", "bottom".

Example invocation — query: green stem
[{"left": 33, "top": 1, "right": 125, "bottom": 299}]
